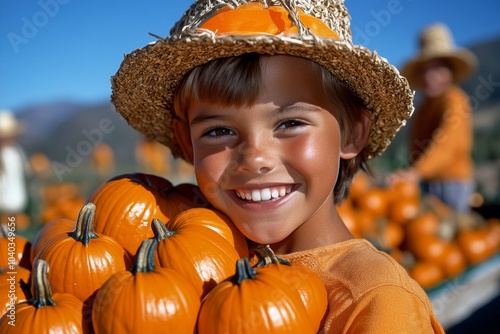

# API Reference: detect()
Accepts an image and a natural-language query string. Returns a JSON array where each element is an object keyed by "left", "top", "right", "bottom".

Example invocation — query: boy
[
  {"left": 111, "top": 0, "right": 444, "bottom": 332},
  {"left": 390, "top": 23, "right": 478, "bottom": 213}
]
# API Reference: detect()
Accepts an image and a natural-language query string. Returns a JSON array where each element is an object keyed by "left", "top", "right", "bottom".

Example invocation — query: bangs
[{"left": 174, "top": 53, "right": 263, "bottom": 118}]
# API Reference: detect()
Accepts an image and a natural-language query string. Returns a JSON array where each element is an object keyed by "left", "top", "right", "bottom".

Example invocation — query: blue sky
[{"left": 2, "top": 0, "right": 500, "bottom": 111}]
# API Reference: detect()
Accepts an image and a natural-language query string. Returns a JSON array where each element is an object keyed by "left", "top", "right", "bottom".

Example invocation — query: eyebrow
[{"left": 189, "top": 102, "right": 322, "bottom": 126}]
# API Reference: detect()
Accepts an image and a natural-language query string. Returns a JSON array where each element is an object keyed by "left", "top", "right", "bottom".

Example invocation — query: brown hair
[{"left": 174, "top": 53, "right": 370, "bottom": 203}]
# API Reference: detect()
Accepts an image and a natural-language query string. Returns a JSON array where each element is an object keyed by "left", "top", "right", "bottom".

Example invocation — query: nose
[{"left": 235, "top": 135, "right": 276, "bottom": 174}]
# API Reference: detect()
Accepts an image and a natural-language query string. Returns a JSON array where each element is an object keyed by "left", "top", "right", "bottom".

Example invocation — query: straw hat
[
  {"left": 401, "top": 23, "right": 478, "bottom": 88},
  {"left": 111, "top": 0, "right": 414, "bottom": 160},
  {"left": 0, "top": 110, "right": 22, "bottom": 138}
]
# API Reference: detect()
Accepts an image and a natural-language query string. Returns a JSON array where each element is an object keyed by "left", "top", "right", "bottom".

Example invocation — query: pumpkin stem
[
  {"left": 151, "top": 218, "right": 175, "bottom": 241},
  {"left": 29, "top": 259, "right": 56, "bottom": 308},
  {"left": 234, "top": 258, "right": 257, "bottom": 285},
  {"left": 132, "top": 238, "right": 158, "bottom": 274},
  {"left": 68, "top": 202, "right": 99, "bottom": 246},
  {"left": 253, "top": 244, "right": 291, "bottom": 267}
]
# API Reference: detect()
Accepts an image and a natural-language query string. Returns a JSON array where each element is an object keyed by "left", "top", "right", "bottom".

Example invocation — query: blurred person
[
  {"left": 388, "top": 23, "right": 478, "bottom": 213},
  {"left": 0, "top": 110, "right": 31, "bottom": 216}
]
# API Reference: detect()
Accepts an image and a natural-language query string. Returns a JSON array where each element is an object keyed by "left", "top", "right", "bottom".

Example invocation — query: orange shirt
[
  {"left": 409, "top": 85, "right": 473, "bottom": 181},
  {"left": 282, "top": 239, "right": 444, "bottom": 334}
]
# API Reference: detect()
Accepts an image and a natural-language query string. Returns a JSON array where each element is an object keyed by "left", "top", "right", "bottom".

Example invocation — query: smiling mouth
[{"left": 234, "top": 186, "right": 293, "bottom": 202}]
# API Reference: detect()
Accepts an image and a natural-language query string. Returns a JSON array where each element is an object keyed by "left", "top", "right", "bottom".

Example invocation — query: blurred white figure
[{"left": 0, "top": 110, "right": 31, "bottom": 215}]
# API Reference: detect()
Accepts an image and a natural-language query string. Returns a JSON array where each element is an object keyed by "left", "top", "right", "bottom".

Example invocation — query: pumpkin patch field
[
  {"left": 337, "top": 172, "right": 500, "bottom": 290},
  {"left": 0, "top": 173, "right": 328, "bottom": 333}
]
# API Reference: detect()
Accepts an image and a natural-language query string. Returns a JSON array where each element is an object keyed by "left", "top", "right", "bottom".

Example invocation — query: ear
[
  {"left": 173, "top": 118, "right": 194, "bottom": 164},
  {"left": 340, "top": 108, "right": 372, "bottom": 160}
]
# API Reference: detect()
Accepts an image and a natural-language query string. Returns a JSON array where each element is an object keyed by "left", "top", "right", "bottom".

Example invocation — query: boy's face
[
  {"left": 186, "top": 55, "right": 352, "bottom": 249},
  {"left": 417, "top": 59, "right": 453, "bottom": 97}
]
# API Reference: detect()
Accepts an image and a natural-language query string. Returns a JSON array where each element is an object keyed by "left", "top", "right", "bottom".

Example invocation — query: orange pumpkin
[
  {"left": 456, "top": 227, "right": 498, "bottom": 265},
  {"left": 30, "top": 218, "right": 76, "bottom": 264},
  {"left": 440, "top": 242, "right": 467, "bottom": 278},
  {"left": 152, "top": 215, "right": 240, "bottom": 299},
  {"left": 408, "top": 261, "right": 445, "bottom": 289},
  {"left": 88, "top": 173, "right": 196, "bottom": 257},
  {"left": 0, "top": 224, "right": 31, "bottom": 270},
  {"left": 409, "top": 261, "right": 445, "bottom": 290},
  {"left": 33, "top": 203, "right": 132, "bottom": 306},
  {"left": 0, "top": 266, "right": 31, "bottom": 318},
  {"left": 0, "top": 259, "right": 91, "bottom": 334},
  {"left": 92, "top": 239, "right": 200, "bottom": 334},
  {"left": 197, "top": 257, "right": 315, "bottom": 334},
  {"left": 354, "top": 188, "right": 390, "bottom": 218},
  {"left": 254, "top": 245, "right": 328, "bottom": 332},
  {"left": 170, "top": 208, "right": 248, "bottom": 258},
  {"left": 387, "top": 197, "right": 420, "bottom": 226}
]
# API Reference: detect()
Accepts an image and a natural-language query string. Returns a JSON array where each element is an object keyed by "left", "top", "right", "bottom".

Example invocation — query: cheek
[{"left": 193, "top": 149, "right": 232, "bottom": 201}]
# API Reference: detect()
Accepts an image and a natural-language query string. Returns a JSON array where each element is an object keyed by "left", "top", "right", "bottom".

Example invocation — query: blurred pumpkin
[
  {"left": 0, "top": 266, "right": 31, "bottom": 317},
  {"left": 0, "top": 224, "right": 31, "bottom": 269},
  {"left": 409, "top": 261, "right": 445, "bottom": 290}
]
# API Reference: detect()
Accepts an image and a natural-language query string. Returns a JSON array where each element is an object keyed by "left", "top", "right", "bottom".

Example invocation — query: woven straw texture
[
  {"left": 111, "top": 0, "right": 414, "bottom": 160},
  {"left": 401, "top": 23, "right": 478, "bottom": 88}
]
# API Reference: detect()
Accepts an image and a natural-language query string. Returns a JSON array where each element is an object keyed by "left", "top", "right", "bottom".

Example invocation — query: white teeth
[
  {"left": 251, "top": 190, "right": 261, "bottom": 201},
  {"left": 236, "top": 186, "right": 292, "bottom": 202},
  {"left": 261, "top": 189, "right": 271, "bottom": 201}
]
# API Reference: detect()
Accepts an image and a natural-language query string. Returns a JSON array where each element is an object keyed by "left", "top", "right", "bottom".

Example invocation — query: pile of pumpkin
[
  {"left": 0, "top": 173, "right": 328, "bottom": 333},
  {"left": 337, "top": 172, "right": 500, "bottom": 290}
]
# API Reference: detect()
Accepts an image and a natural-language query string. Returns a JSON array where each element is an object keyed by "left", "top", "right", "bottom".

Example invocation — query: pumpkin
[
  {"left": 409, "top": 235, "right": 449, "bottom": 265},
  {"left": 354, "top": 188, "right": 390, "bottom": 218},
  {"left": 456, "top": 227, "right": 498, "bottom": 265},
  {"left": 0, "top": 266, "right": 31, "bottom": 318},
  {"left": 0, "top": 224, "right": 31, "bottom": 270},
  {"left": 387, "top": 197, "right": 420, "bottom": 226},
  {"left": 30, "top": 217, "right": 76, "bottom": 264},
  {"left": 33, "top": 202, "right": 132, "bottom": 307},
  {"left": 348, "top": 172, "right": 372, "bottom": 201},
  {"left": 88, "top": 173, "right": 196, "bottom": 257},
  {"left": 92, "top": 238, "right": 200, "bottom": 334},
  {"left": 408, "top": 261, "right": 445, "bottom": 290},
  {"left": 389, "top": 179, "right": 420, "bottom": 202},
  {"left": 169, "top": 208, "right": 249, "bottom": 258},
  {"left": 0, "top": 259, "right": 90, "bottom": 334},
  {"left": 253, "top": 245, "right": 328, "bottom": 332},
  {"left": 152, "top": 215, "right": 240, "bottom": 299},
  {"left": 197, "top": 257, "right": 315, "bottom": 334},
  {"left": 440, "top": 242, "right": 467, "bottom": 278}
]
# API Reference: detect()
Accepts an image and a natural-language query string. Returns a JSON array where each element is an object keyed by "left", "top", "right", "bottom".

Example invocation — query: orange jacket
[
  {"left": 282, "top": 239, "right": 444, "bottom": 334},
  {"left": 409, "top": 85, "right": 473, "bottom": 181}
]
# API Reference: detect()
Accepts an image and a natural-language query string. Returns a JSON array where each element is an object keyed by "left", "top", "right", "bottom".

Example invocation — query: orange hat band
[{"left": 199, "top": 2, "right": 340, "bottom": 40}]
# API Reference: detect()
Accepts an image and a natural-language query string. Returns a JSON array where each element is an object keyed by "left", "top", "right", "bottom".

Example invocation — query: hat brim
[
  {"left": 111, "top": 31, "right": 414, "bottom": 160},
  {"left": 401, "top": 49, "right": 478, "bottom": 88}
]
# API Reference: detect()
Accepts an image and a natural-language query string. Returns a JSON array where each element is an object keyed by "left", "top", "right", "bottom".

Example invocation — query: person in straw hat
[
  {"left": 111, "top": 0, "right": 444, "bottom": 332},
  {"left": 389, "top": 23, "right": 478, "bottom": 213},
  {"left": 0, "top": 110, "right": 31, "bottom": 216}
]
